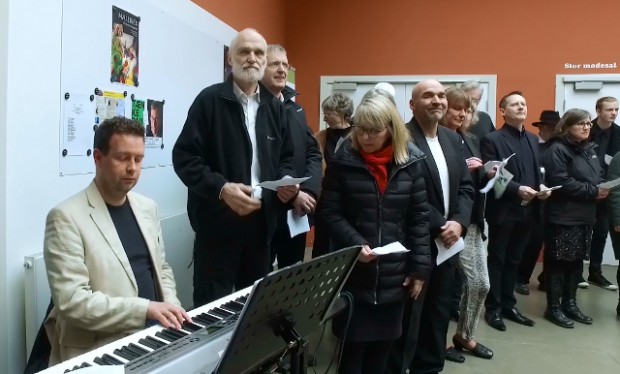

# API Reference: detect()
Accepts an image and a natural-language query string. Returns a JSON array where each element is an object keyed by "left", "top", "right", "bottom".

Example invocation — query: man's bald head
[
  {"left": 228, "top": 28, "right": 268, "bottom": 84},
  {"left": 410, "top": 79, "right": 447, "bottom": 126}
]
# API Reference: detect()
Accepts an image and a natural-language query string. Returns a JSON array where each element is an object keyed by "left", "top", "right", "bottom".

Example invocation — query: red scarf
[{"left": 359, "top": 144, "right": 394, "bottom": 195}]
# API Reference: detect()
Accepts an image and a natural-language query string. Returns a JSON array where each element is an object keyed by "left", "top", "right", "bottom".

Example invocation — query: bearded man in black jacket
[{"left": 173, "top": 29, "right": 296, "bottom": 307}]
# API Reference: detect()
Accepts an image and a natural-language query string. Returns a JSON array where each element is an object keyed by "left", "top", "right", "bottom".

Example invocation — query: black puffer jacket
[
  {"left": 315, "top": 141, "right": 431, "bottom": 305},
  {"left": 542, "top": 137, "right": 605, "bottom": 225}
]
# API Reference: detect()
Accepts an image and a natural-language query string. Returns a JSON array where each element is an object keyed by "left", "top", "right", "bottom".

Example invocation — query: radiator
[{"left": 24, "top": 253, "right": 51, "bottom": 358}]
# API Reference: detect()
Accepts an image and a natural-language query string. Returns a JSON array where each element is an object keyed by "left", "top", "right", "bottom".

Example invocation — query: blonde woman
[{"left": 316, "top": 91, "right": 430, "bottom": 373}]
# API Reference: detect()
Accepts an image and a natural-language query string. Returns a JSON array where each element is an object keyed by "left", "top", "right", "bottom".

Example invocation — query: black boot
[
  {"left": 544, "top": 273, "right": 574, "bottom": 328},
  {"left": 563, "top": 269, "right": 593, "bottom": 324}
]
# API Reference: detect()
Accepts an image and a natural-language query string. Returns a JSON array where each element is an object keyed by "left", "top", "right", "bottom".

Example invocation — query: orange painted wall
[
  {"left": 284, "top": 0, "right": 620, "bottom": 132},
  {"left": 191, "top": 0, "right": 286, "bottom": 44}
]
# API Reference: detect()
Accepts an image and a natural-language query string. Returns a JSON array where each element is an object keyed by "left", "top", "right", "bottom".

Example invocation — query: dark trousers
[
  {"left": 517, "top": 222, "right": 544, "bottom": 284},
  {"left": 339, "top": 340, "right": 394, "bottom": 374},
  {"left": 386, "top": 260, "right": 456, "bottom": 374},
  {"left": 485, "top": 221, "right": 533, "bottom": 313},
  {"left": 450, "top": 268, "right": 463, "bottom": 314},
  {"left": 192, "top": 228, "right": 269, "bottom": 308},
  {"left": 270, "top": 225, "right": 307, "bottom": 269},
  {"left": 590, "top": 205, "right": 609, "bottom": 272}
]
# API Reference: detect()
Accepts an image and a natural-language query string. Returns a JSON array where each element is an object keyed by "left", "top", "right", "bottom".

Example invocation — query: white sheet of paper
[
  {"left": 256, "top": 177, "right": 310, "bottom": 191},
  {"left": 287, "top": 210, "right": 310, "bottom": 238},
  {"left": 483, "top": 160, "right": 502, "bottom": 173},
  {"left": 598, "top": 177, "right": 620, "bottom": 190},
  {"left": 492, "top": 168, "right": 514, "bottom": 198},
  {"left": 435, "top": 237, "right": 465, "bottom": 265},
  {"left": 370, "top": 241, "right": 409, "bottom": 255},
  {"left": 605, "top": 154, "right": 613, "bottom": 165},
  {"left": 536, "top": 185, "right": 562, "bottom": 196},
  {"left": 480, "top": 153, "right": 516, "bottom": 193}
]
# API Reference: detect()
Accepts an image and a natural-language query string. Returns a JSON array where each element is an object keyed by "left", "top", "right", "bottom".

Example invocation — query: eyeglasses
[
  {"left": 574, "top": 121, "right": 593, "bottom": 128},
  {"left": 352, "top": 125, "right": 387, "bottom": 138},
  {"left": 267, "top": 61, "right": 290, "bottom": 70}
]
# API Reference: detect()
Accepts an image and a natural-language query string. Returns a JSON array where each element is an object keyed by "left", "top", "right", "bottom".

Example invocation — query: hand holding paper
[
  {"left": 257, "top": 176, "right": 310, "bottom": 191},
  {"left": 435, "top": 237, "right": 465, "bottom": 265},
  {"left": 370, "top": 241, "right": 409, "bottom": 255}
]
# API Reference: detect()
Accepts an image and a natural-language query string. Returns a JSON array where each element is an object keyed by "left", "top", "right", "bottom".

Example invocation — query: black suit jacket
[
  {"left": 408, "top": 119, "right": 474, "bottom": 264},
  {"left": 480, "top": 124, "right": 542, "bottom": 224}
]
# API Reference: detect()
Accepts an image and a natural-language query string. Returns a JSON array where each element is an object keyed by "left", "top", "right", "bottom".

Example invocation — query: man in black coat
[
  {"left": 172, "top": 29, "right": 296, "bottom": 307},
  {"left": 480, "top": 91, "right": 551, "bottom": 331},
  {"left": 261, "top": 44, "right": 322, "bottom": 268},
  {"left": 387, "top": 79, "right": 474, "bottom": 374},
  {"left": 587, "top": 96, "right": 620, "bottom": 291}
]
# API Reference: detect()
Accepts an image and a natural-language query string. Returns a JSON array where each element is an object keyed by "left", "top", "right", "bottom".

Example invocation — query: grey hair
[
  {"left": 362, "top": 88, "right": 396, "bottom": 105},
  {"left": 229, "top": 28, "right": 264, "bottom": 53},
  {"left": 322, "top": 93, "right": 354, "bottom": 122},
  {"left": 460, "top": 80, "right": 484, "bottom": 95},
  {"left": 267, "top": 44, "right": 287, "bottom": 55}
]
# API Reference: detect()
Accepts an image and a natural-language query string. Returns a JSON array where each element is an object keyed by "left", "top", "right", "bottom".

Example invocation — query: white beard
[{"left": 232, "top": 64, "right": 265, "bottom": 84}]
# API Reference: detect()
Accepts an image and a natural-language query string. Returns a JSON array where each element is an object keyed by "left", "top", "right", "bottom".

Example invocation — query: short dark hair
[
  {"left": 499, "top": 90, "right": 525, "bottom": 109},
  {"left": 150, "top": 100, "right": 162, "bottom": 112},
  {"left": 93, "top": 116, "right": 144, "bottom": 154}
]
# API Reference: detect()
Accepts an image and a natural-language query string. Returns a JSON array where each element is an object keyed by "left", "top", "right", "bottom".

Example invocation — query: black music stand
[{"left": 213, "top": 245, "right": 361, "bottom": 374}]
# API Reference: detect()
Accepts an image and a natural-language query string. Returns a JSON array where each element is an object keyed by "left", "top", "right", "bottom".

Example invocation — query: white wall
[{"left": 0, "top": 0, "right": 236, "bottom": 372}]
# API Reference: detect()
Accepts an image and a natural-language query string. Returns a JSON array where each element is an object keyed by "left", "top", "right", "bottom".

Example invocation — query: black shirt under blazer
[
  {"left": 480, "top": 124, "right": 542, "bottom": 225},
  {"left": 542, "top": 138, "right": 605, "bottom": 226},
  {"left": 172, "top": 77, "right": 294, "bottom": 239},
  {"left": 315, "top": 141, "right": 431, "bottom": 305},
  {"left": 408, "top": 119, "right": 475, "bottom": 264}
]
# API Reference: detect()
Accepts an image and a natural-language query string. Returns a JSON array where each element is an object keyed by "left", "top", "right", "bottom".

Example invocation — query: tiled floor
[{"left": 310, "top": 264, "right": 620, "bottom": 373}]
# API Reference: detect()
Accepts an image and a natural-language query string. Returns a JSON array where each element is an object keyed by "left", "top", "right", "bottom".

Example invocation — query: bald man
[
  {"left": 173, "top": 29, "right": 295, "bottom": 306},
  {"left": 387, "top": 80, "right": 474, "bottom": 374}
]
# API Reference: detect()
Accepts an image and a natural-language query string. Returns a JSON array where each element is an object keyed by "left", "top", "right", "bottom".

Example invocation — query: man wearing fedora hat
[{"left": 515, "top": 110, "right": 560, "bottom": 295}]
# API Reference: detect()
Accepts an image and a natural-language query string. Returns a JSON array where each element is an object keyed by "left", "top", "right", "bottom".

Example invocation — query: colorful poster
[
  {"left": 95, "top": 90, "right": 126, "bottom": 125},
  {"left": 111, "top": 6, "right": 139, "bottom": 86},
  {"left": 224, "top": 45, "right": 232, "bottom": 81},
  {"left": 131, "top": 99, "right": 145, "bottom": 126},
  {"left": 146, "top": 99, "right": 163, "bottom": 147}
]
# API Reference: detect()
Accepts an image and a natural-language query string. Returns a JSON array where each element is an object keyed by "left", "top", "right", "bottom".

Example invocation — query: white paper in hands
[
  {"left": 536, "top": 185, "right": 562, "bottom": 196},
  {"left": 598, "top": 177, "right": 620, "bottom": 190},
  {"left": 370, "top": 241, "right": 409, "bottom": 256},
  {"left": 256, "top": 176, "right": 310, "bottom": 191},
  {"left": 480, "top": 153, "right": 516, "bottom": 194},
  {"left": 287, "top": 210, "right": 310, "bottom": 238},
  {"left": 605, "top": 154, "right": 613, "bottom": 165},
  {"left": 435, "top": 237, "right": 465, "bottom": 265}
]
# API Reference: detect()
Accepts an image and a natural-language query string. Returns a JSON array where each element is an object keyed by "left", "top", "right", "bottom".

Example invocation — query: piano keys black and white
[{"left": 37, "top": 286, "right": 251, "bottom": 374}]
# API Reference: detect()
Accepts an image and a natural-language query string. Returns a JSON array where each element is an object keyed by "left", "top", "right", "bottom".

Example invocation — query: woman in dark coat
[
  {"left": 315, "top": 91, "right": 431, "bottom": 373},
  {"left": 542, "top": 108, "right": 608, "bottom": 328}
]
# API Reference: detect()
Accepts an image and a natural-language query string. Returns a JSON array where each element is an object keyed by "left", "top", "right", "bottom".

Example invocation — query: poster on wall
[
  {"left": 111, "top": 6, "right": 140, "bottom": 87},
  {"left": 224, "top": 45, "right": 232, "bottom": 81},
  {"left": 95, "top": 90, "right": 126, "bottom": 124},
  {"left": 61, "top": 93, "right": 95, "bottom": 156},
  {"left": 131, "top": 98, "right": 145, "bottom": 125},
  {"left": 146, "top": 99, "right": 163, "bottom": 147}
]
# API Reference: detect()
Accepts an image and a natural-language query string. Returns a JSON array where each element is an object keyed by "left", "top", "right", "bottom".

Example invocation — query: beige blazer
[{"left": 44, "top": 181, "right": 181, "bottom": 364}]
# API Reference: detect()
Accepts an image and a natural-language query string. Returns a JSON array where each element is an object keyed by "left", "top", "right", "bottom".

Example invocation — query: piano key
[
  {"left": 155, "top": 330, "right": 181, "bottom": 342},
  {"left": 127, "top": 343, "right": 149, "bottom": 356},
  {"left": 222, "top": 300, "right": 244, "bottom": 312},
  {"left": 101, "top": 353, "right": 124, "bottom": 365},
  {"left": 92, "top": 357, "right": 110, "bottom": 366},
  {"left": 113, "top": 348, "right": 137, "bottom": 361},
  {"left": 139, "top": 336, "right": 166, "bottom": 350},
  {"left": 194, "top": 313, "right": 220, "bottom": 325},
  {"left": 181, "top": 322, "right": 203, "bottom": 333},
  {"left": 210, "top": 307, "right": 234, "bottom": 318}
]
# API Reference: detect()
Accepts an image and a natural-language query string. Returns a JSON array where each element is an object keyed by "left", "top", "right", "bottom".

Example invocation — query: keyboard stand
[{"left": 213, "top": 245, "right": 361, "bottom": 374}]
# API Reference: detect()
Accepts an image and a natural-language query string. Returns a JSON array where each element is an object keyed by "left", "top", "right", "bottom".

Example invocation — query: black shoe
[
  {"left": 544, "top": 307, "right": 574, "bottom": 328},
  {"left": 562, "top": 302, "right": 593, "bottom": 325},
  {"left": 515, "top": 283, "right": 530, "bottom": 295},
  {"left": 452, "top": 336, "right": 493, "bottom": 359},
  {"left": 485, "top": 312, "right": 506, "bottom": 331},
  {"left": 502, "top": 307, "right": 535, "bottom": 326},
  {"left": 445, "top": 347, "right": 465, "bottom": 363},
  {"left": 587, "top": 272, "right": 619, "bottom": 291}
]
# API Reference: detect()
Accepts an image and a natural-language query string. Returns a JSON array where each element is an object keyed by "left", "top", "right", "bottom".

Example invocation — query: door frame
[
  {"left": 320, "top": 74, "right": 498, "bottom": 126},
  {"left": 555, "top": 74, "right": 620, "bottom": 113}
]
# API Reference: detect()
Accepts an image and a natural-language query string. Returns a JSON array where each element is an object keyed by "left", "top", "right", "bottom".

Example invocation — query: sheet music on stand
[{"left": 213, "top": 245, "right": 362, "bottom": 374}]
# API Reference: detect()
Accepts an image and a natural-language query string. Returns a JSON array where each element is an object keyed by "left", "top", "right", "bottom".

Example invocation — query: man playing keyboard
[{"left": 43, "top": 117, "right": 190, "bottom": 365}]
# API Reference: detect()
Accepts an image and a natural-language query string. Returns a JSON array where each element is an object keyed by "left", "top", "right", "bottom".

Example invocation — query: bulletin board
[{"left": 59, "top": 0, "right": 223, "bottom": 175}]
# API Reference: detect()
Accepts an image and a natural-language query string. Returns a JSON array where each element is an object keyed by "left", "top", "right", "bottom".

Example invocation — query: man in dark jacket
[
  {"left": 587, "top": 96, "right": 620, "bottom": 291},
  {"left": 173, "top": 29, "right": 296, "bottom": 307},
  {"left": 481, "top": 91, "right": 551, "bottom": 331},
  {"left": 261, "top": 44, "right": 322, "bottom": 268},
  {"left": 387, "top": 80, "right": 474, "bottom": 374}
]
